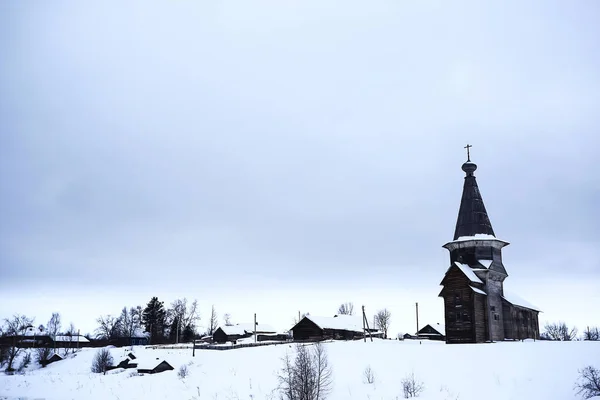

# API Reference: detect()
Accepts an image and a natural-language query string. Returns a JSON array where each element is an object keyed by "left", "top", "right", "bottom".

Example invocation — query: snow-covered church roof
[
  {"left": 452, "top": 262, "right": 483, "bottom": 284},
  {"left": 502, "top": 291, "right": 541, "bottom": 312}
]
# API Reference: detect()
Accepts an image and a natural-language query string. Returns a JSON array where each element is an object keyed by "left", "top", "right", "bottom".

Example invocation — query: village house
[
  {"left": 438, "top": 150, "right": 541, "bottom": 344},
  {"left": 417, "top": 323, "right": 446, "bottom": 341},
  {"left": 290, "top": 314, "right": 380, "bottom": 341},
  {"left": 212, "top": 323, "right": 276, "bottom": 343},
  {"left": 134, "top": 356, "right": 174, "bottom": 374},
  {"left": 0, "top": 326, "right": 91, "bottom": 349}
]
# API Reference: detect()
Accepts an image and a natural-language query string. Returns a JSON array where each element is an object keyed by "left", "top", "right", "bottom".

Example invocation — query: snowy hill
[{"left": 1, "top": 339, "right": 599, "bottom": 400}]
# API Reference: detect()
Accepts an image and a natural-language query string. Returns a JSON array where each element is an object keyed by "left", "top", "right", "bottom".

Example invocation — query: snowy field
[{"left": 1, "top": 339, "right": 599, "bottom": 400}]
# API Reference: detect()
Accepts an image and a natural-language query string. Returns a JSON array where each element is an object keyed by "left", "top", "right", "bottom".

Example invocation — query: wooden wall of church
[{"left": 441, "top": 268, "right": 477, "bottom": 343}]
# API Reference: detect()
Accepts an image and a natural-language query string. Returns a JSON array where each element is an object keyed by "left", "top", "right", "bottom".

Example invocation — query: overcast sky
[{"left": 1, "top": 1, "right": 599, "bottom": 336}]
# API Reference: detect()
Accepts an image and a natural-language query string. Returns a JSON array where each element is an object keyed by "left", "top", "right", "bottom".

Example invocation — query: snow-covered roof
[
  {"left": 453, "top": 262, "right": 483, "bottom": 284},
  {"left": 54, "top": 335, "right": 90, "bottom": 343},
  {"left": 455, "top": 234, "right": 497, "bottom": 241},
  {"left": 130, "top": 328, "right": 150, "bottom": 338},
  {"left": 304, "top": 315, "right": 364, "bottom": 333},
  {"left": 470, "top": 286, "right": 487, "bottom": 295},
  {"left": 23, "top": 326, "right": 46, "bottom": 336},
  {"left": 444, "top": 235, "right": 510, "bottom": 248},
  {"left": 502, "top": 291, "right": 541, "bottom": 312},
  {"left": 133, "top": 356, "right": 171, "bottom": 370},
  {"left": 477, "top": 259, "right": 493, "bottom": 269},
  {"left": 219, "top": 323, "right": 276, "bottom": 335},
  {"left": 419, "top": 323, "right": 446, "bottom": 336}
]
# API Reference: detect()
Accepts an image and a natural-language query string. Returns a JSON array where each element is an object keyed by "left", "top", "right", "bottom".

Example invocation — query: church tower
[{"left": 439, "top": 147, "right": 540, "bottom": 343}]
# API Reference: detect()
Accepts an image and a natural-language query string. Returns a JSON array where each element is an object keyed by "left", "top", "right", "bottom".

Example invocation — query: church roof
[
  {"left": 453, "top": 262, "right": 483, "bottom": 284},
  {"left": 502, "top": 291, "right": 541, "bottom": 312},
  {"left": 453, "top": 159, "right": 496, "bottom": 240}
]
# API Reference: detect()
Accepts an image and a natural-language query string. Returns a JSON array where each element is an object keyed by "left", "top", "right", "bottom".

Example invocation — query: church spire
[{"left": 453, "top": 146, "right": 495, "bottom": 240}]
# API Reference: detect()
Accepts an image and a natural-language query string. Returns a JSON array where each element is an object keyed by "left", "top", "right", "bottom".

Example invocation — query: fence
[{"left": 194, "top": 340, "right": 293, "bottom": 351}]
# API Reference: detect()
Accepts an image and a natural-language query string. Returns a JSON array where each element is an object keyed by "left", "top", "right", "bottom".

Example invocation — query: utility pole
[
  {"left": 254, "top": 313, "right": 257, "bottom": 343},
  {"left": 362, "top": 305, "right": 373, "bottom": 342},
  {"left": 415, "top": 302, "right": 419, "bottom": 339},
  {"left": 362, "top": 306, "right": 366, "bottom": 342}
]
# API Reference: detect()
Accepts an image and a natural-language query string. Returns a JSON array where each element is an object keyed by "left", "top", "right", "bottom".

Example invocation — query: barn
[
  {"left": 417, "top": 323, "right": 446, "bottom": 340},
  {"left": 46, "top": 353, "right": 63, "bottom": 365},
  {"left": 212, "top": 323, "right": 276, "bottom": 343},
  {"left": 135, "top": 357, "right": 174, "bottom": 374},
  {"left": 290, "top": 315, "right": 367, "bottom": 341}
]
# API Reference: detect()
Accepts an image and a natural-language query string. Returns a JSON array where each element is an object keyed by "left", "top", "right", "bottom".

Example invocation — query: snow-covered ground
[{"left": 1, "top": 339, "right": 599, "bottom": 400}]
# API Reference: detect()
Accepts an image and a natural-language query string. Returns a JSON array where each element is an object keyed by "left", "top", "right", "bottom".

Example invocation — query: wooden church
[{"left": 439, "top": 148, "right": 541, "bottom": 344}]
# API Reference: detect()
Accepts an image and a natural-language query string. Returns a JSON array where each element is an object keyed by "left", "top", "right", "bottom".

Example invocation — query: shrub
[
  {"left": 363, "top": 365, "right": 375, "bottom": 384},
  {"left": 575, "top": 366, "right": 600, "bottom": 399},
  {"left": 91, "top": 348, "right": 113, "bottom": 375},
  {"left": 178, "top": 364, "right": 190, "bottom": 379},
  {"left": 402, "top": 372, "right": 424, "bottom": 398},
  {"left": 17, "top": 351, "right": 31, "bottom": 373}
]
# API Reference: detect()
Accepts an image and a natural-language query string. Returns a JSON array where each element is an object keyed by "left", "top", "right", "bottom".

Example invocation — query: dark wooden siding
[
  {"left": 441, "top": 267, "right": 477, "bottom": 343},
  {"left": 212, "top": 328, "right": 248, "bottom": 344},
  {"left": 474, "top": 292, "right": 488, "bottom": 342},
  {"left": 501, "top": 302, "right": 540, "bottom": 340},
  {"left": 291, "top": 318, "right": 323, "bottom": 341}
]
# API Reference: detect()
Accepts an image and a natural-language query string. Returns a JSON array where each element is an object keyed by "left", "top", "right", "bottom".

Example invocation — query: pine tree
[
  {"left": 182, "top": 325, "right": 195, "bottom": 342},
  {"left": 142, "top": 297, "right": 166, "bottom": 345}
]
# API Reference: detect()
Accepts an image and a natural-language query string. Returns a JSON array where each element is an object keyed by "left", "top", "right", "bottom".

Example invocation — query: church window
[
  {"left": 493, "top": 314, "right": 499, "bottom": 321},
  {"left": 456, "top": 312, "right": 462, "bottom": 322},
  {"left": 490, "top": 306, "right": 496, "bottom": 312},
  {"left": 463, "top": 312, "right": 470, "bottom": 322},
  {"left": 454, "top": 290, "right": 462, "bottom": 306}
]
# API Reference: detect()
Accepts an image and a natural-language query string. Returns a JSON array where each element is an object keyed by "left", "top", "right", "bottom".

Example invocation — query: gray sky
[{"left": 1, "top": 1, "right": 599, "bottom": 336}]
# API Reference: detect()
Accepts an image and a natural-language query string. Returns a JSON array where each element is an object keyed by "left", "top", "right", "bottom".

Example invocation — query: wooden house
[
  {"left": 290, "top": 315, "right": 367, "bottom": 341},
  {"left": 136, "top": 357, "right": 174, "bottom": 374},
  {"left": 257, "top": 333, "right": 290, "bottom": 342},
  {"left": 417, "top": 323, "right": 446, "bottom": 341},
  {"left": 212, "top": 324, "right": 276, "bottom": 343},
  {"left": 46, "top": 353, "right": 63, "bottom": 365},
  {"left": 439, "top": 154, "right": 541, "bottom": 344}
]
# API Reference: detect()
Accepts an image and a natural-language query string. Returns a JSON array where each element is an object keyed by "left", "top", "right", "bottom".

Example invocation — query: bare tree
[
  {"left": 224, "top": 313, "right": 233, "bottom": 326},
  {"left": 313, "top": 342, "right": 332, "bottom": 399},
  {"left": 402, "top": 372, "right": 424, "bottom": 398},
  {"left": 119, "top": 306, "right": 143, "bottom": 347},
  {"left": 207, "top": 305, "right": 219, "bottom": 335},
  {"left": 543, "top": 322, "right": 578, "bottom": 341},
  {"left": 583, "top": 326, "right": 600, "bottom": 341},
  {"left": 170, "top": 298, "right": 201, "bottom": 342},
  {"left": 47, "top": 312, "right": 61, "bottom": 351},
  {"left": 278, "top": 343, "right": 333, "bottom": 400},
  {"left": 575, "top": 366, "right": 600, "bottom": 399},
  {"left": 62, "top": 322, "right": 78, "bottom": 356},
  {"left": 95, "top": 315, "right": 122, "bottom": 340},
  {"left": 337, "top": 302, "right": 354, "bottom": 316},
  {"left": 2, "top": 314, "right": 34, "bottom": 372},
  {"left": 375, "top": 309, "right": 392, "bottom": 339},
  {"left": 35, "top": 346, "right": 54, "bottom": 367},
  {"left": 91, "top": 348, "right": 114, "bottom": 375}
]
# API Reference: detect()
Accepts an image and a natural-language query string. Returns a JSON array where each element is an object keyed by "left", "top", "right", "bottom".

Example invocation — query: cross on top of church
[{"left": 464, "top": 144, "right": 472, "bottom": 162}]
